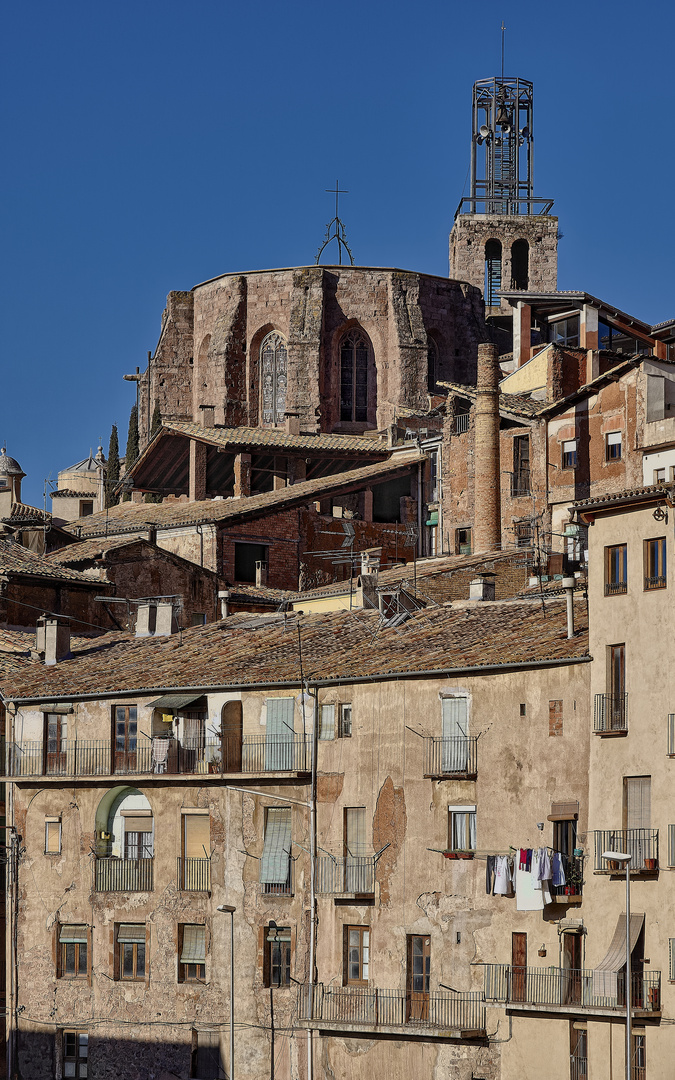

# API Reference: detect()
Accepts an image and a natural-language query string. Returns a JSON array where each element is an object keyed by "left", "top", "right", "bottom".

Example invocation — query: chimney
[
  {"left": 200, "top": 405, "right": 215, "bottom": 429},
  {"left": 155, "top": 601, "right": 176, "bottom": 636},
  {"left": 469, "top": 572, "right": 496, "bottom": 601},
  {"left": 473, "top": 342, "right": 502, "bottom": 552},
  {"left": 135, "top": 602, "right": 157, "bottom": 637},
  {"left": 218, "top": 589, "right": 231, "bottom": 619},
  {"left": 255, "top": 561, "right": 268, "bottom": 587},
  {"left": 285, "top": 412, "right": 301, "bottom": 436},
  {"left": 562, "top": 576, "right": 575, "bottom": 638},
  {"left": 36, "top": 615, "right": 71, "bottom": 665}
]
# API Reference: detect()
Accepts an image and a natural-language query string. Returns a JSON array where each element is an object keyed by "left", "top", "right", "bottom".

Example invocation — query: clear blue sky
[{"left": 3, "top": 0, "right": 674, "bottom": 507}]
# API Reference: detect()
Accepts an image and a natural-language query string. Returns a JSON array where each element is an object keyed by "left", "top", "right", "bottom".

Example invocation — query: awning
[
  {"left": 39, "top": 704, "right": 73, "bottom": 714},
  {"left": 147, "top": 693, "right": 205, "bottom": 711},
  {"left": 548, "top": 800, "right": 579, "bottom": 821},
  {"left": 592, "top": 912, "right": 644, "bottom": 1001},
  {"left": 260, "top": 807, "right": 292, "bottom": 885},
  {"left": 59, "top": 925, "right": 88, "bottom": 943},
  {"left": 426, "top": 510, "right": 439, "bottom": 526},
  {"left": 180, "top": 925, "right": 206, "bottom": 964},
  {"left": 117, "top": 925, "right": 146, "bottom": 943}
]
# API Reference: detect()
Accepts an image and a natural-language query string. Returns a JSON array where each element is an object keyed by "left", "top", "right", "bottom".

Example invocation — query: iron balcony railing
[
  {"left": 644, "top": 575, "right": 666, "bottom": 590},
  {"left": 298, "top": 984, "right": 485, "bottom": 1033},
  {"left": 6, "top": 734, "right": 312, "bottom": 778},
  {"left": 604, "top": 580, "right": 628, "bottom": 596},
  {"left": 593, "top": 694, "right": 628, "bottom": 733},
  {"left": 316, "top": 856, "right": 376, "bottom": 895},
  {"left": 549, "top": 853, "right": 584, "bottom": 900},
  {"left": 261, "top": 862, "right": 294, "bottom": 897},
  {"left": 177, "top": 857, "right": 211, "bottom": 892},
  {"left": 594, "top": 830, "right": 659, "bottom": 872},
  {"left": 483, "top": 965, "right": 661, "bottom": 1013},
  {"left": 451, "top": 413, "right": 471, "bottom": 435},
  {"left": 95, "top": 858, "right": 153, "bottom": 892},
  {"left": 423, "top": 737, "right": 478, "bottom": 778}
]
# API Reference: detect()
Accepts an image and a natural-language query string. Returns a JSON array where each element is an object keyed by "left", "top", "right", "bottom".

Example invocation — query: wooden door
[
  {"left": 221, "top": 701, "right": 242, "bottom": 772},
  {"left": 406, "top": 935, "right": 430, "bottom": 1021},
  {"left": 563, "top": 933, "right": 582, "bottom": 1004},
  {"left": 511, "top": 932, "right": 527, "bottom": 1003},
  {"left": 114, "top": 706, "right": 137, "bottom": 772},
  {"left": 45, "top": 713, "right": 67, "bottom": 775}
]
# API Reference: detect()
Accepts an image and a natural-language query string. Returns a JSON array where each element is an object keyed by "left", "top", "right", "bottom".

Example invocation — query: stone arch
[
  {"left": 94, "top": 785, "right": 153, "bottom": 857},
  {"left": 259, "top": 330, "right": 289, "bottom": 426},
  {"left": 511, "top": 239, "right": 529, "bottom": 290},
  {"left": 484, "top": 239, "right": 502, "bottom": 306},
  {"left": 248, "top": 323, "right": 284, "bottom": 428}
]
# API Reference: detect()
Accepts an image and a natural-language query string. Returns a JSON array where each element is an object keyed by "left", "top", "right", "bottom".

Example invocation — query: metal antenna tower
[{"left": 316, "top": 181, "right": 355, "bottom": 266}]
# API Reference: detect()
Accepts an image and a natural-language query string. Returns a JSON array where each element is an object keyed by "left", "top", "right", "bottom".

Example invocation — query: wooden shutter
[
  {"left": 260, "top": 807, "right": 292, "bottom": 883},
  {"left": 183, "top": 814, "right": 210, "bottom": 859},
  {"left": 625, "top": 777, "right": 651, "bottom": 830},
  {"left": 318, "top": 705, "right": 335, "bottom": 740},
  {"left": 442, "top": 697, "right": 468, "bottom": 739},
  {"left": 345, "top": 808, "right": 367, "bottom": 856}
]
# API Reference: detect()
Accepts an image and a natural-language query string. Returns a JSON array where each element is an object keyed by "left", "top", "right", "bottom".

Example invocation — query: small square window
[
  {"left": 58, "top": 927, "right": 89, "bottom": 979},
  {"left": 45, "top": 818, "right": 62, "bottom": 855},
  {"left": 264, "top": 925, "right": 292, "bottom": 988},
  {"left": 190, "top": 613, "right": 206, "bottom": 626},
  {"left": 605, "top": 431, "right": 622, "bottom": 461},
  {"left": 562, "top": 439, "right": 577, "bottom": 469},
  {"left": 63, "top": 1031, "right": 88, "bottom": 1078},
  {"left": 116, "top": 924, "right": 146, "bottom": 981},
  {"left": 448, "top": 805, "right": 476, "bottom": 853}
]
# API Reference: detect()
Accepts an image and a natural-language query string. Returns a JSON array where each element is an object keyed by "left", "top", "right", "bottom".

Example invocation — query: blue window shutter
[{"left": 260, "top": 808, "right": 292, "bottom": 884}]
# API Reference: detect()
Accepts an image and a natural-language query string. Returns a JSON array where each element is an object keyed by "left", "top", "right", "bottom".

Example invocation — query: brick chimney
[
  {"left": 285, "top": 412, "right": 301, "bottom": 436},
  {"left": 36, "top": 615, "right": 71, "bottom": 665},
  {"left": 255, "top": 561, "right": 268, "bottom": 587},
  {"left": 473, "top": 342, "right": 502, "bottom": 553},
  {"left": 199, "top": 405, "right": 215, "bottom": 429}
]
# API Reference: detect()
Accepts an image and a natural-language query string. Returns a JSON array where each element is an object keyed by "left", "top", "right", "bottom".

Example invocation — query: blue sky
[{"left": 3, "top": 0, "right": 674, "bottom": 506}]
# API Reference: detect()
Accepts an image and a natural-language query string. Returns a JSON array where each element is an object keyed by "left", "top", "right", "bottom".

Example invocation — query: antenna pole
[{"left": 501, "top": 21, "right": 506, "bottom": 79}]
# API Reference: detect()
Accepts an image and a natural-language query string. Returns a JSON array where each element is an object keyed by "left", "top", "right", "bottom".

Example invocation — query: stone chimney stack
[
  {"left": 255, "top": 561, "right": 268, "bottom": 587},
  {"left": 36, "top": 615, "right": 71, "bottom": 665},
  {"left": 473, "top": 342, "right": 502, "bottom": 553}
]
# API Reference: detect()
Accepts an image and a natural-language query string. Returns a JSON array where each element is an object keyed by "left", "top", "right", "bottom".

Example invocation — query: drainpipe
[{"left": 562, "top": 576, "right": 575, "bottom": 638}]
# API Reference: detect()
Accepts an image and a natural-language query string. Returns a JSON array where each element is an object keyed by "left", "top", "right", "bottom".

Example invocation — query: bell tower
[{"left": 449, "top": 75, "right": 558, "bottom": 316}]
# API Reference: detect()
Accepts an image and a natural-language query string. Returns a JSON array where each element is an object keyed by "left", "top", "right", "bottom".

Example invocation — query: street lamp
[
  {"left": 217, "top": 904, "right": 236, "bottom": 1080},
  {"left": 602, "top": 850, "right": 632, "bottom": 1080}
]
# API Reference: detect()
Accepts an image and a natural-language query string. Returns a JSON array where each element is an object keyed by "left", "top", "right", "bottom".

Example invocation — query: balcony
[
  {"left": 604, "top": 581, "right": 627, "bottom": 596},
  {"left": 423, "top": 737, "right": 478, "bottom": 779},
  {"left": 594, "top": 830, "right": 659, "bottom": 873},
  {"left": 484, "top": 965, "right": 661, "bottom": 1017},
  {"left": 316, "top": 856, "right": 376, "bottom": 897},
  {"left": 297, "top": 984, "right": 485, "bottom": 1037},
  {"left": 6, "top": 734, "right": 312, "bottom": 779},
  {"left": 95, "top": 857, "right": 153, "bottom": 892},
  {"left": 177, "top": 857, "right": 211, "bottom": 892},
  {"left": 593, "top": 694, "right": 628, "bottom": 734},
  {"left": 549, "top": 853, "right": 584, "bottom": 901}
]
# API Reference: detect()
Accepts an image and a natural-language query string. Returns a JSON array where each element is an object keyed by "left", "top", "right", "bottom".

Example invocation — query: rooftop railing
[
  {"left": 594, "top": 830, "right": 659, "bottom": 872},
  {"left": 6, "top": 734, "right": 312, "bottom": 778},
  {"left": 593, "top": 694, "right": 628, "bottom": 733},
  {"left": 483, "top": 965, "right": 660, "bottom": 1014},
  {"left": 298, "top": 984, "right": 486, "bottom": 1033},
  {"left": 316, "top": 856, "right": 376, "bottom": 896},
  {"left": 423, "top": 737, "right": 478, "bottom": 779}
]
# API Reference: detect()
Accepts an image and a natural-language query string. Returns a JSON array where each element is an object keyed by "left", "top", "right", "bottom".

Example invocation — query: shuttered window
[
  {"left": 668, "top": 825, "right": 675, "bottom": 868},
  {"left": 183, "top": 814, "right": 210, "bottom": 860},
  {"left": 117, "top": 925, "right": 145, "bottom": 943},
  {"left": 344, "top": 808, "right": 367, "bottom": 856},
  {"left": 318, "top": 705, "right": 335, "bottom": 740},
  {"left": 180, "top": 925, "right": 206, "bottom": 983},
  {"left": 625, "top": 777, "right": 651, "bottom": 830},
  {"left": 260, "top": 808, "right": 292, "bottom": 885},
  {"left": 45, "top": 818, "right": 61, "bottom": 854}
]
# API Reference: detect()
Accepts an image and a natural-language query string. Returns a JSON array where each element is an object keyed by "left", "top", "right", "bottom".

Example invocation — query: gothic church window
[
  {"left": 260, "top": 332, "right": 288, "bottom": 426},
  {"left": 340, "top": 330, "right": 370, "bottom": 423}
]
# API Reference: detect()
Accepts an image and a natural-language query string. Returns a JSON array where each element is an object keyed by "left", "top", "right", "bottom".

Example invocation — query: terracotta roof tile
[
  {"left": 0, "top": 540, "right": 103, "bottom": 584},
  {"left": 1, "top": 502, "right": 50, "bottom": 524},
  {"left": 573, "top": 483, "right": 675, "bottom": 511},
  {"left": 48, "top": 535, "right": 146, "bottom": 564},
  {"left": 163, "top": 421, "right": 385, "bottom": 454},
  {"left": 4, "top": 598, "right": 589, "bottom": 702}
]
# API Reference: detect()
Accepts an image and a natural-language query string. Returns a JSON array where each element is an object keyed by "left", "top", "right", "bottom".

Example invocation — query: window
[
  {"left": 653, "top": 467, "right": 666, "bottom": 484},
  {"left": 318, "top": 704, "right": 335, "bottom": 740},
  {"left": 510, "top": 239, "right": 529, "bottom": 291},
  {"left": 515, "top": 521, "right": 533, "bottom": 548},
  {"left": 179, "top": 924, "right": 206, "bottom": 983},
  {"left": 605, "top": 431, "right": 622, "bottom": 461},
  {"left": 59, "top": 926, "right": 88, "bottom": 979},
  {"left": 260, "top": 807, "right": 292, "bottom": 894},
  {"left": 668, "top": 713, "right": 675, "bottom": 757},
  {"left": 553, "top": 818, "right": 577, "bottom": 858},
  {"left": 318, "top": 703, "right": 351, "bottom": 739},
  {"left": 340, "top": 330, "right": 370, "bottom": 423},
  {"left": 570, "top": 1022, "right": 587, "bottom": 1080},
  {"left": 338, "top": 704, "right": 352, "bottom": 738},
  {"left": 260, "top": 331, "right": 288, "bottom": 426},
  {"left": 519, "top": 704, "right": 527, "bottom": 717},
  {"left": 668, "top": 825, "right": 675, "bottom": 868},
  {"left": 670, "top": 937, "right": 675, "bottom": 980},
  {"left": 631, "top": 1030, "right": 646, "bottom": 1080},
  {"left": 234, "top": 542, "right": 268, "bottom": 584},
  {"left": 550, "top": 315, "right": 580, "bottom": 348},
  {"left": 561, "top": 439, "right": 577, "bottom": 469},
  {"left": 406, "top": 934, "right": 431, "bottom": 1020},
  {"left": 181, "top": 812, "right": 211, "bottom": 891},
  {"left": 116, "top": 924, "right": 146, "bottom": 980},
  {"left": 265, "top": 925, "right": 292, "bottom": 988},
  {"left": 511, "top": 435, "right": 530, "bottom": 495},
  {"left": 191, "top": 1030, "right": 223, "bottom": 1079},
  {"left": 455, "top": 527, "right": 472, "bottom": 555},
  {"left": 605, "top": 544, "right": 627, "bottom": 595},
  {"left": 45, "top": 712, "right": 68, "bottom": 774},
  {"left": 45, "top": 817, "right": 61, "bottom": 854},
  {"left": 190, "top": 613, "right": 206, "bottom": 626},
  {"left": 344, "top": 926, "right": 370, "bottom": 986},
  {"left": 122, "top": 811, "right": 153, "bottom": 860},
  {"left": 644, "top": 537, "right": 666, "bottom": 590},
  {"left": 63, "top": 1031, "right": 88, "bottom": 1078},
  {"left": 344, "top": 807, "right": 371, "bottom": 892},
  {"left": 484, "top": 239, "right": 502, "bottom": 306},
  {"left": 113, "top": 705, "right": 137, "bottom": 772},
  {"left": 79, "top": 501, "right": 94, "bottom": 517},
  {"left": 448, "top": 805, "right": 476, "bottom": 853}
]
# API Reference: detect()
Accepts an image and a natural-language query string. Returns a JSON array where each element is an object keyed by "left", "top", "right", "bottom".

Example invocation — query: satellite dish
[{"left": 479, "top": 125, "right": 490, "bottom": 138}]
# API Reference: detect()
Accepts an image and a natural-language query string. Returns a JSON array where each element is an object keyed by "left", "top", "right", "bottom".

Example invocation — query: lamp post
[
  {"left": 602, "top": 850, "right": 632, "bottom": 1080},
  {"left": 217, "top": 904, "right": 236, "bottom": 1080}
]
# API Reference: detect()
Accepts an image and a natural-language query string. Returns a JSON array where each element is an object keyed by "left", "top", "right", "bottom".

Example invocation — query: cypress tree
[
  {"left": 150, "top": 400, "right": 162, "bottom": 438},
  {"left": 106, "top": 425, "right": 120, "bottom": 507},
  {"left": 126, "top": 403, "right": 139, "bottom": 469}
]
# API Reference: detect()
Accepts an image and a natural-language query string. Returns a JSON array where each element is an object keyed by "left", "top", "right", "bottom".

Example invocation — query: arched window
[
  {"left": 427, "top": 338, "right": 439, "bottom": 393},
  {"left": 511, "top": 239, "right": 529, "bottom": 290},
  {"left": 260, "top": 332, "right": 288, "bottom": 426},
  {"left": 484, "top": 240, "right": 502, "bottom": 306},
  {"left": 340, "top": 330, "right": 369, "bottom": 423}
]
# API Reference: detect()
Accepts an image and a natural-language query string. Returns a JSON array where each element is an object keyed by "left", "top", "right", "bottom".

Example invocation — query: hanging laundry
[
  {"left": 552, "top": 852, "right": 566, "bottom": 887},
  {"left": 537, "top": 847, "right": 551, "bottom": 882},
  {"left": 515, "top": 866, "right": 544, "bottom": 911},
  {"left": 531, "top": 849, "right": 542, "bottom": 889},
  {"left": 486, "top": 855, "right": 496, "bottom": 895},
  {"left": 494, "top": 855, "right": 510, "bottom": 895}
]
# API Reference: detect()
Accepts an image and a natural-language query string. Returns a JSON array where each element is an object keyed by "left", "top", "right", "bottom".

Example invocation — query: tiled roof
[
  {"left": 51, "top": 489, "right": 98, "bottom": 499},
  {"left": 438, "top": 381, "right": 547, "bottom": 419},
  {"left": 162, "top": 421, "right": 384, "bottom": 454},
  {"left": 4, "top": 597, "right": 589, "bottom": 702},
  {"left": 651, "top": 317, "right": 675, "bottom": 332},
  {"left": 0, "top": 540, "right": 102, "bottom": 584},
  {"left": 48, "top": 535, "right": 146, "bottom": 565},
  {"left": 67, "top": 451, "right": 425, "bottom": 538},
  {"left": 1, "top": 502, "right": 51, "bottom": 524},
  {"left": 573, "top": 483, "right": 675, "bottom": 512}
]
